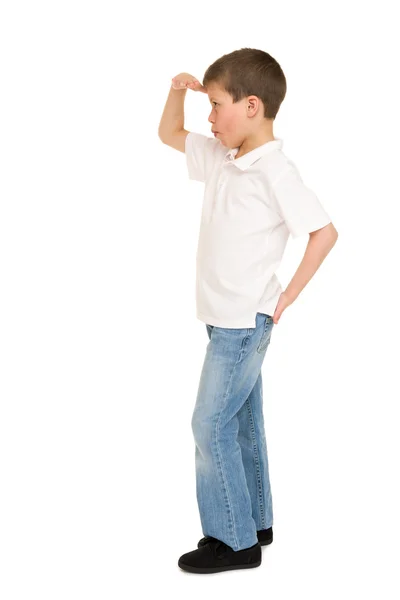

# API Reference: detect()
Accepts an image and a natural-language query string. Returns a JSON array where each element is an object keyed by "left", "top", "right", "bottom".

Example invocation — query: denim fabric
[{"left": 191, "top": 312, "right": 275, "bottom": 551}]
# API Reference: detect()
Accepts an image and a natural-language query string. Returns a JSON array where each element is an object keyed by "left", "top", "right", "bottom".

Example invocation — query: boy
[{"left": 158, "top": 48, "right": 338, "bottom": 574}]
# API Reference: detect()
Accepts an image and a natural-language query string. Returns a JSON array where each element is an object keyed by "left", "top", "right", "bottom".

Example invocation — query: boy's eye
[{"left": 212, "top": 102, "right": 218, "bottom": 106}]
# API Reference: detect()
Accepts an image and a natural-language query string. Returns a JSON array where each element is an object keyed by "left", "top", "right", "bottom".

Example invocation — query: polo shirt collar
[{"left": 224, "top": 138, "right": 283, "bottom": 170}]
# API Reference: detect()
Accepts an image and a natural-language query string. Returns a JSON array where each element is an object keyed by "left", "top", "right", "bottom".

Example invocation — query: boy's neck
[{"left": 234, "top": 124, "right": 276, "bottom": 160}]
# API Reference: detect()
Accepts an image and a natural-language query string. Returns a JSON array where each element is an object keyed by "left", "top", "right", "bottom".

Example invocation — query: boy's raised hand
[{"left": 171, "top": 73, "right": 207, "bottom": 93}]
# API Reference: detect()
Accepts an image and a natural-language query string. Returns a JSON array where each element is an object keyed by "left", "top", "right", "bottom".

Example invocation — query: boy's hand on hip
[
  {"left": 272, "top": 292, "right": 293, "bottom": 324},
  {"left": 171, "top": 73, "right": 207, "bottom": 93}
]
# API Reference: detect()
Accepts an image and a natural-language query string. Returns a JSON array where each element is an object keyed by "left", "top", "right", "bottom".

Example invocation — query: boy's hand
[
  {"left": 272, "top": 291, "right": 293, "bottom": 324},
  {"left": 171, "top": 73, "right": 207, "bottom": 93}
]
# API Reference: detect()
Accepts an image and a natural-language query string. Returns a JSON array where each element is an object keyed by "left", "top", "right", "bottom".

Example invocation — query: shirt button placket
[
  {"left": 212, "top": 172, "right": 226, "bottom": 218},
  {"left": 210, "top": 161, "right": 229, "bottom": 222}
]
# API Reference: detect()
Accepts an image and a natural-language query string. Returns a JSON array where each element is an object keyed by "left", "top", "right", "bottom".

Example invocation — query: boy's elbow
[
  {"left": 309, "top": 222, "right": 339, "bottom": 243},
  {"left": 325, "top": 222, "right": 339, "bottom": 240},
  {"left": 331, "top": 225, "right": 339, "bottom": 242}
]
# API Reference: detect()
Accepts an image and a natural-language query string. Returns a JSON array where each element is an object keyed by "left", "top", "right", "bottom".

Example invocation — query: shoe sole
[
  {"left": 178, "top": 559, "right": 261, "bottom": 573},
  {"left": 198, "top": 538, "right": 272, "bottom": 549}
]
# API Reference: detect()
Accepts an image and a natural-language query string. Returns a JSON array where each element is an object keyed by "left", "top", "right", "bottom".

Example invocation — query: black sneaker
[
  {"left": 178, "top": 538, "right": 261, "bottom": 574},
  {"left": 198, "top": 526, "right": 273, "bottom": 548}
]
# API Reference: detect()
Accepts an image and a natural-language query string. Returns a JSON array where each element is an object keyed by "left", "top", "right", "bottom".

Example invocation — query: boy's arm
[
  {"left": 270, "top": 164, "right": 339, "bottom": 322},
  {"left": 158, "top": 85, "right": 189, "bottom": 153},
  {"left": 284, "top": 223, "right": 339, "bottom": 304},
  {"left": 273, "top": 222, "right": 338, "bottom": 323},
  {"left": 158, "top": 74, "right": 207, "bottom": 153}
]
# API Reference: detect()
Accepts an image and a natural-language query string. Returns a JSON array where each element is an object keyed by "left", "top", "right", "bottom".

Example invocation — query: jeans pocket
[{"left": 256, "top": 315, "right": 273, "bottom": 353}]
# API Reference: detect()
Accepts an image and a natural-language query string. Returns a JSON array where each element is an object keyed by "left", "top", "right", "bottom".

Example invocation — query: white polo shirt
[{"left": 185, "top": 131, "right": 332, "bottom": 329}]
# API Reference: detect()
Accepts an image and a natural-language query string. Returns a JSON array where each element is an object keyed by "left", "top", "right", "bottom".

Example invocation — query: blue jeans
[{"left": 191, "top": 312, "right": 275, "bottom": 551}]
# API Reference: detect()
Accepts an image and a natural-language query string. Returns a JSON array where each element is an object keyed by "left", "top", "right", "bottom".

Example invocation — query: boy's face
[{"left": 206, "top": 82, "right": 255, "bottom": 149}]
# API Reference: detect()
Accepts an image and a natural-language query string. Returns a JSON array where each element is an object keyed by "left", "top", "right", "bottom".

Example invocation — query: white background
[{"left": 1, "top": 1, "right": 399, "bottom": 598}]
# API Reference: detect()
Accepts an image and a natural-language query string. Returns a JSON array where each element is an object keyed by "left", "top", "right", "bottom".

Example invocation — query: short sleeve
[
  {"left": 271, "top": 163, "right": 332, "bottom": 239},
  {"left": 185, "top": 131, "right": 220, "bottom": 183}
]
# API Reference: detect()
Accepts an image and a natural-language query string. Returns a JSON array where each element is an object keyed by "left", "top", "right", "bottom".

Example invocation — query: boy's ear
[{"left": 247, "top": 96, "right": 262, "bottom": 114}]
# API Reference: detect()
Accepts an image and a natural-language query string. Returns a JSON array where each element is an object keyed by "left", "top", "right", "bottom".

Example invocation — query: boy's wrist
[{"left": 282, "top": 288, "right": 297, "bottom": 304}]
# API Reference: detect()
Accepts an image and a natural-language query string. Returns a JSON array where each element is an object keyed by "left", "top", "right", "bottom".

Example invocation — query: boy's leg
[
  {"left": 191, "top": 314, "right": 274, "bottom": 551},
  {"left": 237, "top": 370, "right": 274, "bottom": 531}
]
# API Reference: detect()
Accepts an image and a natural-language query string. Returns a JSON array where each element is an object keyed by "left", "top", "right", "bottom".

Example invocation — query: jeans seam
[
  {"left": 245, "top": 398, "right": 266, "bottom": 529},
  {"left": 215, "top": 344, "right": 246, "bottom": 551}
]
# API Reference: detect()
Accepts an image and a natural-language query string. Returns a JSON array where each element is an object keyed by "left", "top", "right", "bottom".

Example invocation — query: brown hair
[{"left": 203, "top": 48, "right": 287, "bottom": 120}]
